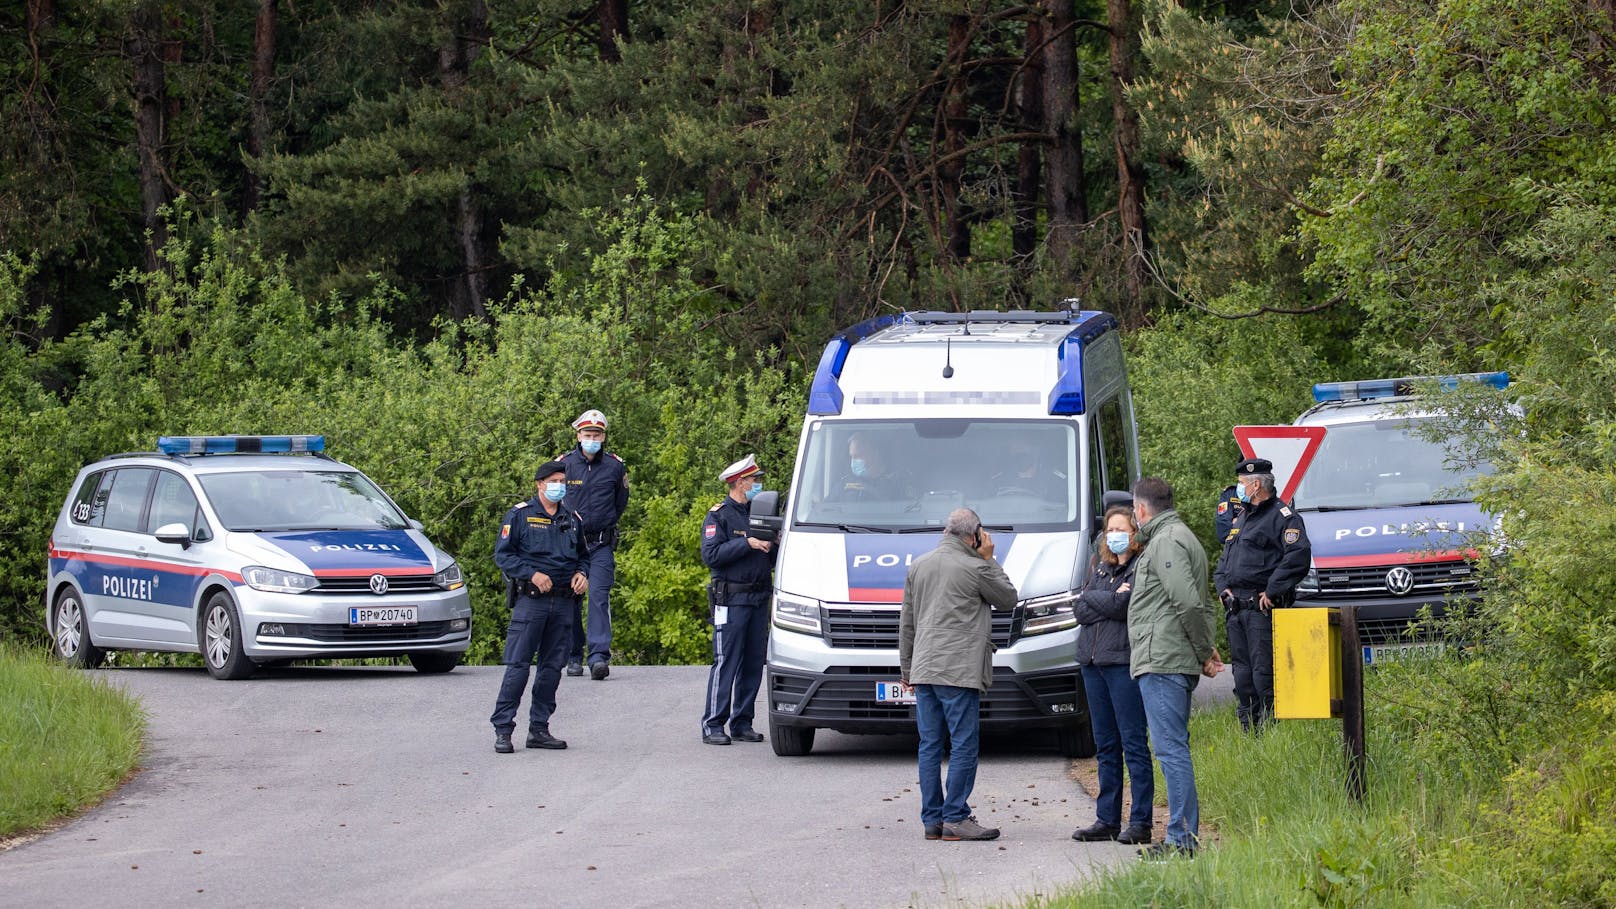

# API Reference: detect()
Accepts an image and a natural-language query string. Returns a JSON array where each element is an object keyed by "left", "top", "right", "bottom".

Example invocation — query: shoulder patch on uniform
[
  {"left": 704, "top": 524, "right": 717, "bottom": 539},
  {"left": 1280, "top": 506, "right": 1293, "bottom": 517},
  {"left": 709, "top": 503, "right": 723, "bottom": 511},
  {"left": 1217, "top": 501, "right": 1229, "bottom": 515},
  {"left": 501, "top": 523, "right": 511, "bottom": 539},
  {"left": 1285, "top": 528, "right": 1301, "bottom": 545},
  {"left": 609, "top": 452, "right": 624, "bottom": 463}
]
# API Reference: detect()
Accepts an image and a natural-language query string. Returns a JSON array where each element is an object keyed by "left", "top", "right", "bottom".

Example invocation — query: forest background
[{"left": 2, "top": 1, "right": 1615, "bottom": 900}]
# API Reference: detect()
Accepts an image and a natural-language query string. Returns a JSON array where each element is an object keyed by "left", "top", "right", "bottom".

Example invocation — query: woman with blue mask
[{"left": 1070, "top": 504, "right": 1155, "bottom": 846}]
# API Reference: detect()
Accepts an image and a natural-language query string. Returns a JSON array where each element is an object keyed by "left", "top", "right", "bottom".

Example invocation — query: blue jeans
[
  {"left": 490, "top": 594, "right": 573, "bottom": 735},
  {"left": 570, "top": 544, "right": 616, "bottom": 665},
  {"left": 1081, "top": 663, "right": 1154, "bottom": 829},
  {"left": 915, "top": 683, "right": 981, "bottom": 826},
  {"left": 1137, "top": 672, "right": 1200, "bottom": 847},
  {"left": 700, "top": 602, "right": 769, "bottom": 734}
]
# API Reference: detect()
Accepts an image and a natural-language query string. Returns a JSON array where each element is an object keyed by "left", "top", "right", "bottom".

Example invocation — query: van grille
[
  {"left": 1308, "top": 560, "right": 1477, "bottom": 598},
  {"left": 820, "top": 604, "right": 1021, "bottom": 649}
]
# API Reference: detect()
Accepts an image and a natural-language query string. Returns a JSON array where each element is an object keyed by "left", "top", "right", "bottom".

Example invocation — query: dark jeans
[
  {"left": 915, "top": 683, "right": 981, "bottom": 826},
  {"left": 700, "top": 601, "right": 768, "bottom": 734},
  {"left": 490, "top": 594, "right": 573, "bottom": 735},
  {"left": 1080, "top": 663, "right": 1154, "bottom": 829},
  {"left": 1227, "top": 606, "right": 1275, "bottom": 731},
  {"left": 570, "top": 543, "right": 616, "bottom": 665},
  {"left": 1138, "top": 672, "right": 1200, "bottom": 848}
]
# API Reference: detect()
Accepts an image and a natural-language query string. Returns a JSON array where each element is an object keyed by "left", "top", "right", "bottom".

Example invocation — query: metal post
[{"left": 1339, "top": 604, "right": 1367, "bottom": 802}]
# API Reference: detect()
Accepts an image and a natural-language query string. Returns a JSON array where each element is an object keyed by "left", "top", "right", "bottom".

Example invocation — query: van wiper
[
  {"left": 896, "top": 526, "right": 943, "bottom": 533},
  {"left": 795, "top": 521, "right": 895, "bottom": 533}
]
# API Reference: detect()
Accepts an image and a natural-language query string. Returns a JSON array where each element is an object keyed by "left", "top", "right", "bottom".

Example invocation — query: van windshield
[
  {"left": 791, "top": 419, "right": 1079, "bottom": 531},
  {"left": 198, "top": 470, "right": 409, "bottom": 531},
  {"left": 1292, "top": 418, "right": 1492, "bottom": 510}
]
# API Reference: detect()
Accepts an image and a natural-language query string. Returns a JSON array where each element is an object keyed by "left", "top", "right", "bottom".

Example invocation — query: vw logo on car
[{"left": 1385, "top": 565, "right": 1416, "bottom": 596}]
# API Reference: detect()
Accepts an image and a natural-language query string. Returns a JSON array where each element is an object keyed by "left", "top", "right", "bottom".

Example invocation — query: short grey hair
[
  {"left": 1253, "top": 473, "right": 1277, "bottom": 495},
  {"left": 944, "top": 508, "right": 982, "bottom": 539}
]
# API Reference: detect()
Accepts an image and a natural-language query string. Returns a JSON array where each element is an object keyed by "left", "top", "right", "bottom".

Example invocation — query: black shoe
[
  {"left": 1139, "top": 841, "right": 1195, "bottom": 860},
  {"left": 566, "top": 659, "right": 584, "bottom": 677},
  {"left": 702, "top": 730, "right": 732, "bottom": 746},
  {"left": 1072, "top": 821, "right": 1120, "bottom": 842},
  {"left": 729, "top": 727, "right": 765, "bottom": 743},
  {"left": 1117, "top": 824, "right": 1153, "bottom": 845},
  {"left": 924, "top": 824, "right": 943, "bottom": 840},
  {"left": 494, "top": 733, "right": 514, "bottom": 754},
  {"left": 525, "top": 729, "right": 568, "bottom": 750},
  {"left": 590, "top": 661, "right": 610, "bottom": 681}
]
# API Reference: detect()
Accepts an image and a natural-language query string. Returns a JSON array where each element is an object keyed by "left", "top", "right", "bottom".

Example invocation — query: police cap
[
  {"left": 534, "top": 459, "right": 568, "bottom": 481},
  {"left": 719, "top": 454, "right": 764, "bottom": 484},
  {"left": 572, "top": 409, "right": 608, "bottom": 432},
  {"left": 1235, "top": 457, "right": 1273, "bottom": 476}
]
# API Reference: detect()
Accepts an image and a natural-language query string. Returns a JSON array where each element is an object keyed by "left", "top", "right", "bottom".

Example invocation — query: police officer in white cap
[
  {"left": 699, "top": 454, "right": 776, "bottom": 745},
  {"left": 558, "top": 409, "right": 629, "bottom": 680}
]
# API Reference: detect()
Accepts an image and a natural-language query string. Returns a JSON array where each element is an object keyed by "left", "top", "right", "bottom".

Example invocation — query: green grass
[{"left": 0, "top": 646, "right": 145, "bottom": 837}]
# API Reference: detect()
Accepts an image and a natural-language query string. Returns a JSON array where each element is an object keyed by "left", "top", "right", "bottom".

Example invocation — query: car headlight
[
  {"left": 242, "top": 565, "right": 319, "bottom": 594},
  {"left": 773, "top": 593, "right": 822, "bottom": 635},
  {"left": 433, "top": 561, "right": 465, "bottom": 591},
  {"left": 1021, "top": 591, "right": 1078, "bottom": 636}
]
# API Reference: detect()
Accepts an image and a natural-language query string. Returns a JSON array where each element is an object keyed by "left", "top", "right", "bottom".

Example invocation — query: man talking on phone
[{"left": 899, "top": 508, "right": 1019, "bottom": 842}]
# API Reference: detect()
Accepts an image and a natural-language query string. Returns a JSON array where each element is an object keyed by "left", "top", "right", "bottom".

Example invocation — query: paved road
[{"left": 1, "top": 664, "right": 1231, "bottom": 908}]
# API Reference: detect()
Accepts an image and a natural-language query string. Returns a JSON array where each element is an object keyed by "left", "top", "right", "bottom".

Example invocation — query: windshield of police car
[
  {"left": 198, "top": 470, "right": 409, "bottom": 531},
  {"left": 791, "top": 420, "right": 1078, "bottom": 530},
  {"left": 1291, "top": 418, "right": 1492, "bottom": 510}
]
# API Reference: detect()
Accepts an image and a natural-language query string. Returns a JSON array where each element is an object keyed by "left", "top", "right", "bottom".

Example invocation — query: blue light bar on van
[
  {"left": 1047, "top": 311, "right": 1118, "bottom": 415},
  {"left": 157, "top": 435, "right": 326, "bottom": 455},
  {"left": 808, "top": 314, "right": 904, "bottom": 415},
  {"left": 1311, "top": 371, "right": 1509, "bottom": 403}
]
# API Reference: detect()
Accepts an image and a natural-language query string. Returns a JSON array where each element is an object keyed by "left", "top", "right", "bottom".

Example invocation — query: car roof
[
  {"left": 87, "top": 453, "right": 358, "bottom": 475},
  {"left": 1295, "top": 396, "right": 1442, "bottom": 427}
]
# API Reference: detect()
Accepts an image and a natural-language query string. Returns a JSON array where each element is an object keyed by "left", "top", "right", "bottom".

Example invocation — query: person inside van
[
  {"left": 831, "top": 433, "right": 912, "bottom": 502},
  {"left": 990, "top": 439, "right": 1067, "bottom": 503}
]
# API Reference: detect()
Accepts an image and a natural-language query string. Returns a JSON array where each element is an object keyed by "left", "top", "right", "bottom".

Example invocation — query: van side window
[
  {"left": 147, "top": 471, "right": 203, "bottom": 536},
  {"left": 1094, "top": 397, "right": 1131, "bottom": 494},
  {"left": 101, "top": 468, "right": 155, "bottom": 533},
  {"left": 70, "top": 471, "right": 110, "bottom": 526}
]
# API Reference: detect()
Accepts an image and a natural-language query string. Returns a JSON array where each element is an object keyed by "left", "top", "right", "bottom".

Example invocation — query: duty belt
[{"left": 710, "top": 580, "right": 770, "bottom": 598}]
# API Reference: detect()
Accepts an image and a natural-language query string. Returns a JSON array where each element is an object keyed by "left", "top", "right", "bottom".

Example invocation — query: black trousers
[{"left": 1226, "top": 607, "right": 1274, "bottom": 731}]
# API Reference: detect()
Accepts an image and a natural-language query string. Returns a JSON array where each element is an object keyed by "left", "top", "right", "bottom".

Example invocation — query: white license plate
[
  {"left": 876, "top": 681, "right": 916, "bottom": 705},
  {"left": 1363, "top": 641, "right": 1445, "bottom": 665},
  {"left": 349, "top": 605, "right": 418, "bottom": 627}
]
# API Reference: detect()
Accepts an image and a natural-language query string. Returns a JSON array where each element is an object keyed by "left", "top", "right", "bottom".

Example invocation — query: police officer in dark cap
[
  {"left": 1213, "top": 456, "right": 1312, "bottom": 733},
  {"left": 699, "top": 454, "right": 777, "bottom": 745},
  {"left": 1214, "top": 479, "right": 1244, "bottom": 542},
  {"left": 489, "top": 460, "right": 588, "bottom": 754}
]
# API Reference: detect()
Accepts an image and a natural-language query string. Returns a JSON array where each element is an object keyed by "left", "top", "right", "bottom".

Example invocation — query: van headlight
[
  {"left": 242, "top": 566, "right": 319, "bottom": 594},
  {"left": 1297, "top": 568, "right": 1320, "bottom": 594},
  {"left": 773, "top": 593, "right": 822, "bottom": 635},
  {"left": 433, "top": 562, "right": 464, "bottom": 591},
  {"left": 1021, "top": 591, "right": 1078, "bottom": 636}
]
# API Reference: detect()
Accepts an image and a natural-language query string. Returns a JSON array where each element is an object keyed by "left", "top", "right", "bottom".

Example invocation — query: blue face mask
[
  {"left": 849, "top": 458, "right": 867, "bottom": 477},
  {"left": 1105, "top": 531, "right": 1132, "bottom": 555},
  {"left": 544, "top": 481, "right": 567, "bottom": 503},
  {"left": 580, "top": 439, "right": 602, "bottom": 456},
  {"left": 1236, "top": 482, "right": 1252, "bottom": 504},
  {"left": 745, "top": 482, "right": 763, "bottom": 502}
]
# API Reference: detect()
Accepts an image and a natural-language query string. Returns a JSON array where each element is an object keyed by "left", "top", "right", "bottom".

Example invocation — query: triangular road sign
[{"left": 1232, "top": 425, "right": 1328, "bottom": 503}]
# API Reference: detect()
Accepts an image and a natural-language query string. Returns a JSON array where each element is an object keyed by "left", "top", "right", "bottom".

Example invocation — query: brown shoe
[{"left": 941, "top": 816, "right": 1000, "bottom": 841}]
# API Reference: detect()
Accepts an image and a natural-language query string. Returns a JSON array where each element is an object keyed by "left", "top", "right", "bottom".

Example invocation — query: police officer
[
  {"left": 490, "top": 460, "right": 588, "bottom": 754},
  {"left": 1214, "top": 483, "right": 1244, "bottom": 542},
  {"left": 558, "top": 408, "right": 630, "bottom": 680},
  {"left": 700, "top": 454, "right": 777, "bottom": 745},
  {"left": 1213, "top": 457, "right": 1312, "bottom": 733},
  {"left": 831, "top": 433, "right": 911, "bottom": 501}
]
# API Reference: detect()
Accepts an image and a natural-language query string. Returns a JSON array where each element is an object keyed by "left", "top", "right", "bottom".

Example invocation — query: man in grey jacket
[
  {"left": 899, "top": 508, "right": 1019, "bottom": 842},
  {"left": 1128, "top": 477, "right": 1223, "bottom": 858}
]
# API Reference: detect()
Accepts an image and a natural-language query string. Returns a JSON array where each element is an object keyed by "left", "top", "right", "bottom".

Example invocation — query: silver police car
[{"left": 45, "top": 435, "right": 472, "bottom": 679}]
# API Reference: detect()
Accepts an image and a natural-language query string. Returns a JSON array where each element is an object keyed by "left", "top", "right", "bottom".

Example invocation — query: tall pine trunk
[
  {"left": 1041, "top": 0, "right": 1087, "bottom": 281},
  {"left": 440, "top": 0, "right": 490, "bottom": 321},
  {"left": 244, "top": 0, "right": 277, "bottom": 213},
  {"left": 1107, "top": 0, "right": 1148, "bottom": 325},
  {"left": 597, "top": 0, "right": 629, "bottom": 62},
  {"left": 939, "top": 14, "right": 972, "bottom": 263},
  {"left": 1013, "top": 16, "right": 1044, "bottom": 267},
  {"left": 126, "top": 3, "right": 171, "bottom": 273}
]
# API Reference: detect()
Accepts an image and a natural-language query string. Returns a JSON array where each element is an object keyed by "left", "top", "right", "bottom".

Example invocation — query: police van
[
  {"left": 45, "top": 435, "right": 472, "bottom": 679},
  {"left": 1288, "top": 374, "right": 1506, "bottom": 662},
  {"left": 760, "top": 308, "right": 1138, "bottom": 756}
]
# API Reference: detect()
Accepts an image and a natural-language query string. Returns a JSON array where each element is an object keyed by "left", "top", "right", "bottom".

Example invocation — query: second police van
[{"left": 760, "top": 308, "right": 1139, "bottom": 757}]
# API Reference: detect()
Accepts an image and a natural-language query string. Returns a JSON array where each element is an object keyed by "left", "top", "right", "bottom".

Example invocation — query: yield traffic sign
[{"left": 1232, "top": 425, "right": 1327, "bottom": 502}]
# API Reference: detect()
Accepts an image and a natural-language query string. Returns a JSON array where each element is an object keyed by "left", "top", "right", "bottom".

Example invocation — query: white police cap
[
  {"left": 719, "top": 454, "right": 764, "bottom": 484},
  {"left": 572, "top": 409, "right": 608, "bottom": 431}
]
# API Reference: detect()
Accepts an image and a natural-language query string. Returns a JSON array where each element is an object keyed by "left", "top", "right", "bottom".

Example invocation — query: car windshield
[
  {"left": 198, "top": 469, "right": 408, "bottom": 531},
  {"left": 791, "top": 419, "right": 1079, "bottom": 531},
  {"left": 1292, "top": 418, "right": 1492, "bottom": 510}
]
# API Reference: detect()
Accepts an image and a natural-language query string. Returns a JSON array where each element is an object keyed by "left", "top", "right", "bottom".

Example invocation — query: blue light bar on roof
[
  {"left": 1311, "top": 371, "right": 1509, "bottom": 403},
  {"left": 807, "top": 313, "right": 904, "bottom": 415},
  {"left": 1046, "top": 311, "right": 1117, "bottom": 415},
  {"left": 157, "top": 435, "right": 326, "bottom": 455}
]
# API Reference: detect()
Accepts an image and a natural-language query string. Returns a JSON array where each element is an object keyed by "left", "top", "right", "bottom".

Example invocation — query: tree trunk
[
  {"left": 1041, "top": 0, "right": 1087, "bottom": 280},
  {"left": 1106, "top": 0, "right": 1148, "bottom": 325},
  {"left": 1013, "top": 15, "right": 1044, "bottom": 266},
  {"left": 597, "top": 0, "right": 629, "bottom": 63},
  {"left": 440, "top": 0, "right": 490, "bottom": 321},
  {"left": 26, "top": 0, "right": 55, "bottom": 31},
  {"left": 125, "top": 4, "right": 171, "bottom": 273},
  {"left": 938, "top": 14, "right": 972, "bottom": 263},
  {"left": 244, "top": 0, "right": 277, "bottom": 213}
]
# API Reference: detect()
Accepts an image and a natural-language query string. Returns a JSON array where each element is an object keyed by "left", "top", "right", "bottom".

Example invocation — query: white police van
[
  {"left": 45, "top": 435, "right": 472, "bottom": 679},
  {"left": 1288, "top": 374, "right": 1506, "bottom": 662},
  {"left": 761, "top": 308, "right": 1138, "bottom": 756}
]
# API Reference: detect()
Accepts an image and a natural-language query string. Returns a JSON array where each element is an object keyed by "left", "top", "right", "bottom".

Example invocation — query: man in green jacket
[
  {"left": 900, "top": 507, "right": 1019, "bottom": 842},
  {"left": 1128, "top": 477, "right": 1223, "bottom": 858}
]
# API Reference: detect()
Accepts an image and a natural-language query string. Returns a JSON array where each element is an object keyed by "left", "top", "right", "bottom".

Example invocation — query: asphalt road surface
[{"left": 1, "top": 664, "right": 1232, "bottom": 908}]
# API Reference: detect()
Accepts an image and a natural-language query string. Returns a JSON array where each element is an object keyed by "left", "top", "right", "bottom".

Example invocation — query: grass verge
[{"left": 0, "top": 645, "right": 145, "bottom": 839}]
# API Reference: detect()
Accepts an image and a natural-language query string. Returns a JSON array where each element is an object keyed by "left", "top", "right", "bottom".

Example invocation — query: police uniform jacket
[
  {"left": 495, "top": 499, "right": 587, "bottom": 595},
  {"left": 898, "top": 534, "right": 1019, "bottom": 693},
  {"left": 560, "top": 446, "right": 629, "bottom": 541},
  {"left": 1072, "top": 555, "right": 1138, "bottom": 667},
  {"left": 1214, "top": 485, "right": 1244, "bottom": 541},
  {"left": 701, "top": 496, "right": 776, "bottom": 606},
  {"left": 1214, "top": 495, "right": 1312, "bottom": 601}
]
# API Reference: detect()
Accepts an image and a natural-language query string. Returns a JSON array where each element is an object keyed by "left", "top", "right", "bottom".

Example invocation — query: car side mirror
[
  {"left": 749, "top": 490, "right": 783, "bottom": 543},
  {"left": 154, "top": 522, "right": 193, "bottom": 549}
]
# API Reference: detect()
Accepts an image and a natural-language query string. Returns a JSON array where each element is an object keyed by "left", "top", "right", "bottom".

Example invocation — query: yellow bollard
[{"left": 1273, "top": 607, "right": 1342, "bottom": 719}]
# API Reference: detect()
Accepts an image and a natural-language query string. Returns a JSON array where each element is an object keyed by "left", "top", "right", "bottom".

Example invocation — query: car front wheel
[
  {"left": 408, "top": 651, "right": 461, "bottom": 674},
  {"left": 53, "top": 590, "right": 106, "bottom": 669},
  {"left": 201, "top": 592, "right": 256, "bottom": 680}
]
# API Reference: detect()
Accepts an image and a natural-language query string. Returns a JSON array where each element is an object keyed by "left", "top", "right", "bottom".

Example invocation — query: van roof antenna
[{"left": 942, "top": 337, "right": 954, "bottom": 379}]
